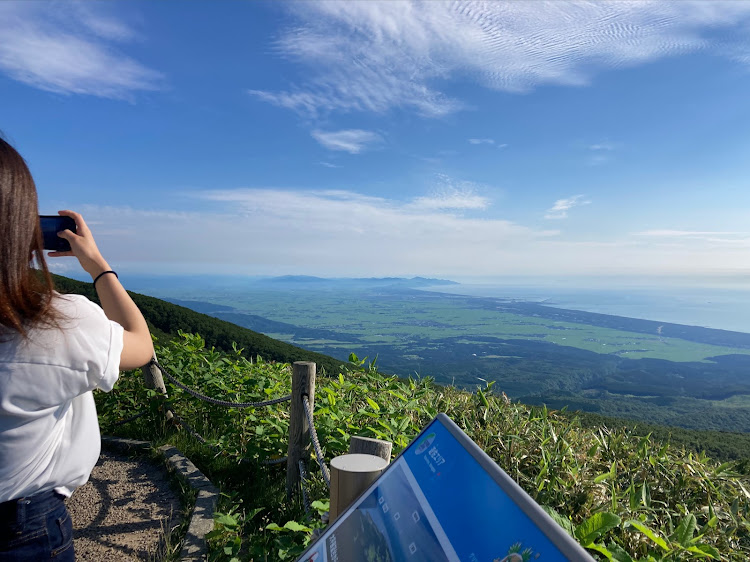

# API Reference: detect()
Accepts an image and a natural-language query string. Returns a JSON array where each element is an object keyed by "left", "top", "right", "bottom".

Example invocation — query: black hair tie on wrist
[{"left": 93, "top": 270, "right": 118, "bottom": 287}]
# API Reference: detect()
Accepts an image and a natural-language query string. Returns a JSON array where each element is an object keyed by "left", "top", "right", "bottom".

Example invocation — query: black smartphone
[{"left": 39, "top": 215, "right": 76, "bottom": 252}]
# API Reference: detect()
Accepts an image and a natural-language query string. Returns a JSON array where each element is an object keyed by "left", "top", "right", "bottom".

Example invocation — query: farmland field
[{"left": 130, "top": 277, "right": 750, "bottom": 432}]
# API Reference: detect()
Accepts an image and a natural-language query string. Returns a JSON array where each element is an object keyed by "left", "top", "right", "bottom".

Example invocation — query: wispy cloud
[
  {"left": 410, "top": 174, "right": 491, "bottom": 211},
  {"left": 65, "top": 2, "right": 138, "bottom": 41},
  {"left": 468, "top": 138, "right": 495, "bottom": 145},
  {"left": 62, "top": 186, "right": 552, "bottom": 275},
  {"left": 587, "top": 141, "right": 617, "bottom": 165},
  {"left": 0, "top": 3, "right": 162, "bottom": 99},
  {"left": 249, "top": 1, "right": 750, "bottom": 118},
  {"left": 589, "top": 142, "right": 616, "bottom": 151},
  {"left": 311, "top": 129, "right": 383, "bottom": 154},
  {"left": 319, "top": 161, "right": 341, "bottom": 168},
  {"left": 545, "top": 194, "right": 591, "bottom": 219},
  {"left": 633, "top": 230, "right": 750, "bottom": 247},
  {"left": 588, "top": 154, "right": 611, "bottom": 166},
  {"left": 65, "top": 194, "right": 747, "bottom": 277},
  {"left": 410, "top": 191, "right": 489, "bottom": 211},
  {"left": 181, "top": 187, "right": 545, "bottom": 273},
  {"left": 46, "top": 260, "right": 77, "bottom": 275},
  {"left": 635, "top": 230, "right": 744, "bottom": 237}
]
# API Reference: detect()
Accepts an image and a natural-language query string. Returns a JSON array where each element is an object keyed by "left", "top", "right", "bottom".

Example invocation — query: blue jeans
[{"left": 0, "top": 490, "right": 75, "bottom": 561}]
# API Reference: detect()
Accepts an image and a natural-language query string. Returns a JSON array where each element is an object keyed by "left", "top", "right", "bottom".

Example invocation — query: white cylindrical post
[{"left": 329, "top": 454, "right": 389, "bottom": 522}]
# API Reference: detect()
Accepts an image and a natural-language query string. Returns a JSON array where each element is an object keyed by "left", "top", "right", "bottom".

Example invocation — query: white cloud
[
  {"left": 311, "top": 129, "right": 383, "bottom": 153},
  {"left": 250, "top": 1, "right": 750, "bottom": 117},
  {"left": 410, "top": 175, "right": 491, "bottom": 211},
  {"left": 64, "top": 188, "right": 551, "bottom": 276},
  {"left": 468, "top": 138, "right": 495, "bottom": 145},
  {"left": 65, "top": 3, "right": 138, "bottom": 41},
  {"left": 319, "top": 161, "right": 341, "bottom": 168},
  {"left": 588, "top": 154, "right": 611, "bottom": 166},
  {"left": 410, "top": 191, "right": 489, "bottom": 211},
  {"left": 53, "top": 194, "right": 750, "bottom": 278},
  {"left": 589, "top": 142, "right": 615, "bottom": 151},
  {"left": 51, "top": 198, "right": 742, "bottom": 278},
  {"left": 588, "top": 142, "right": 616, "bottom": 165},
  {"left": 633, "top": 230, "right": 750, "bottom": 247},
  {"left": 0, "top": 3, "right": 161, "bottom": 99},
  {"left": 635, "top": 230, "right": 742, "bottom": 237},
  {"left": 46, "top": 260, "right": 77, "bottom": 275},
  {"left": 545, "top": 194, "right": 591, "bottom": 219}
]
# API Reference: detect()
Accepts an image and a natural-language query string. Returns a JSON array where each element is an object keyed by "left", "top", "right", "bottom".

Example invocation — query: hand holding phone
[
  {"left": 46, "top": 210, "right": 111, "bottom": 279},
  {"left": 40, "top": 215, "right": 77, "bottom": 252}
]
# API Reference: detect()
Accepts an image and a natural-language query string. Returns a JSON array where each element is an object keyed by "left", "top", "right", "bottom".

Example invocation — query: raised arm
[{"left": 50, "top": 210, "right": 154, "bottom": 370}]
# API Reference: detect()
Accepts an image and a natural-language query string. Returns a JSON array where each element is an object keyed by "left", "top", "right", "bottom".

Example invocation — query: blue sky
[{"left": 2, "top": 1, "right": 750, "bottom": 282}]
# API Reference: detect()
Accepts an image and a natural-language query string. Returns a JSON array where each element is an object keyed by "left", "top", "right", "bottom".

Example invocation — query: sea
[{"left": 421, "top": 283, "right": 750, "bottom": 334}]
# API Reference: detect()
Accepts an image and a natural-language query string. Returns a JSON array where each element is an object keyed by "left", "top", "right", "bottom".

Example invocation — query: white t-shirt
[{"left": 0, "top": 293, "right": 124, "bottom": 502}]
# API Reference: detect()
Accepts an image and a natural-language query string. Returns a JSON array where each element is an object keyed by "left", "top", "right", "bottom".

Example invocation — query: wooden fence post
[
  {"left": 286, "top": 362, "right": 316, "bottom": 499},
  {"left": 141, "top": 352, "right": 173, "bottom": 420},
  {"left": 348, "top": 436, "right": 392, "bottom": 461}
]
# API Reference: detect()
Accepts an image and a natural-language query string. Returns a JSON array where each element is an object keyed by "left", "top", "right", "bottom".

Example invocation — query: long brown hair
[{"left": 0, "top": 137, "right": 58, "bottom": 337}]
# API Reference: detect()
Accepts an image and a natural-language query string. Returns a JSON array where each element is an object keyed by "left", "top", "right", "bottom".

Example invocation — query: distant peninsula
[{"left": 260, "top": 276, "right": 458, "bottom": 288}]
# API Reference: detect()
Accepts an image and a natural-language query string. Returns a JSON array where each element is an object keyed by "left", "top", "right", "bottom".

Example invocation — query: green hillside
[
  {"left": 52, "top": 274, "right": 347, "bottom": 375},
  {"left": 97, "top": 332, "right": 750, "bottom": 561}
]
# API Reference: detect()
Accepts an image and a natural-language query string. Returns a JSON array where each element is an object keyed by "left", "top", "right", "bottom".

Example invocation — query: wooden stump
[
  {"left": 141, "top": 352, "right": 172, "bottom": 420},
  {"left": 348, "top": 436, "right": 393, "bottom": 461},
  {"left": 141, "top": 352, "right": 168, "bottom": 395}
]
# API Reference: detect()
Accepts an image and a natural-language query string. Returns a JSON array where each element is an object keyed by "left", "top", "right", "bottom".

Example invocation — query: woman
[{"left": 0, "top": 137, "right": 154, "bottom": 560}]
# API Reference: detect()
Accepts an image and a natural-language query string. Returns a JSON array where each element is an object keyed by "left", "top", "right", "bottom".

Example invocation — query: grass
[
  {"left": 97, "top": 332, "right": 750, "bottom": 561},
  {"left": 149, "top": 446, "right": 198, "bottom": 562}
]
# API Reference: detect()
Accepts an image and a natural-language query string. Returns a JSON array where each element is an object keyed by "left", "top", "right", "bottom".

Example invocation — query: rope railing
[
  {"left": 135, "top": 351, "right": 398, "bottom": 538},
  {"left": 169, "top": 409, "right": 216, "bottom": 450},
  {"left": 303, "top": 395, "right": 331, "bottom": 489},
  {"left": 120, "top": 357, "right": 294, "bottom": 468},
  {"left": 133, "top": 353, "right": 394, "bottom": 536},
  {"left": 152, "top": 359, "right": 291, "bottom": 408},
  {"left": 136, "top": 356, "right": 335, "bottom": 516},
  {"left": 111, "top": 410, "right": 149, "bottom": 427},
  {"left": 169, "top": 408, "right": 288, "bottom": 466},
  {"left": 298, "top": 460, "right": 312, "bottom": 515},
  {"left": 260, "top": 456, "right": 288, "bottom": 466},
  {"left": 152, "top": 358, "right": 329, "bottom": 484}
]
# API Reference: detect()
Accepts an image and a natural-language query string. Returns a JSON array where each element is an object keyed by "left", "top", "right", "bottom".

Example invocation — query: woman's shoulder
[
  {"left": 53, "top": 291, "right": 94, "bottom": 309},
  {"left": 52, "top": 292, "right": 108, "bottom": 325}
]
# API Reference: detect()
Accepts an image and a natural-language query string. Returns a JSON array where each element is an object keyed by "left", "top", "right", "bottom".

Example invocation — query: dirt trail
[{"left": 67, "top": 450, "right": 182, "bottom": 561}]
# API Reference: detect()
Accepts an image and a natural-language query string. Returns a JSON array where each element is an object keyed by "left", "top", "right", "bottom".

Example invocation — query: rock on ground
[{"left": 67, "top": 450, "right": 182, "bottom": 561}]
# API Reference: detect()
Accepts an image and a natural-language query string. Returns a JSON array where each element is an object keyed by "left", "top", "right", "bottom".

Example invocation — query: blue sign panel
[{"left": 299, "top": 416, "right": 588, "bottom": 561}]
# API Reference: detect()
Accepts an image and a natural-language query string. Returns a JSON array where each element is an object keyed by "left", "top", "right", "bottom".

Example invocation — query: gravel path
[{"left": 67, "top": 450, "right": 182, "bottom": 561}]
